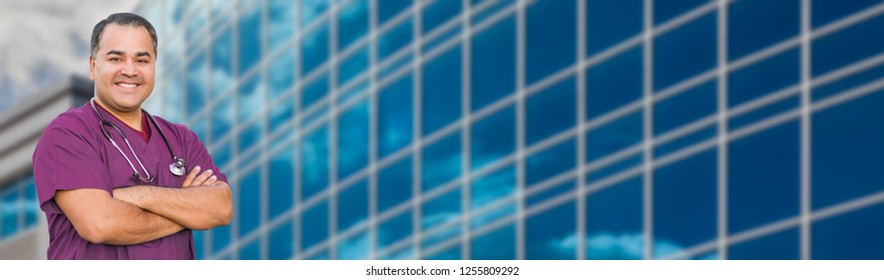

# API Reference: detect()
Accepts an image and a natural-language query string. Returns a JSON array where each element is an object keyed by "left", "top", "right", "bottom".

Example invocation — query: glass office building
[{"left": 113, "top": 0, "right": 884, "bottom": 260}]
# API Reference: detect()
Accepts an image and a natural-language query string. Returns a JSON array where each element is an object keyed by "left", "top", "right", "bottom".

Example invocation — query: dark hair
[{"left": 90, "top": 13, "right": 158, "bottom": 58}]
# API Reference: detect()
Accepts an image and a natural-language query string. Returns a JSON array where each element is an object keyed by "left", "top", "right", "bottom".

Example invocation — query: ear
[{"left": 89, "top": 56, "right": 95, "bottom": 80}]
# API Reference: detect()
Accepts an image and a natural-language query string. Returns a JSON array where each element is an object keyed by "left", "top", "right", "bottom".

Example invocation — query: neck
[{"left": 94, "top": 98, "right": 143, "bottom": 132}]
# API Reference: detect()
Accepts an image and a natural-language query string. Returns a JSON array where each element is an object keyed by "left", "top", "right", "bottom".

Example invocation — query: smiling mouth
[{"left": 115, "top": 82, "right": 139, "bottom": 88}]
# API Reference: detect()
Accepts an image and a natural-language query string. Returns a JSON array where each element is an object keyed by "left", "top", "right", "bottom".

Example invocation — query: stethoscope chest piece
[{"left": 169, "top": 157, "right": 186, "bottom": 176}]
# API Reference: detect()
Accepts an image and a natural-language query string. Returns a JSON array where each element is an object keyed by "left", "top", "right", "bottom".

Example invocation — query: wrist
[{"left": 112, "top": 186, "right": 147, "bottom": 207}]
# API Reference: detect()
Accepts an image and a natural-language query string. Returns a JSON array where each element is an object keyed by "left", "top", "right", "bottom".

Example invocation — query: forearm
[
  {"left": 114, "top": 182, "right": 233, "bottom": 230},
  {"left": 98, "top": 199, "right": 186, "bottom": 245},
  {"left": 54, "top": 188, "right": 185, "bottom": 245}
]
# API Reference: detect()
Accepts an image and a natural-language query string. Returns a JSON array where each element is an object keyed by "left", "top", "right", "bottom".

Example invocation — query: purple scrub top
[{"left": 32, "top": 102, "right": 228, "bottom": 260}]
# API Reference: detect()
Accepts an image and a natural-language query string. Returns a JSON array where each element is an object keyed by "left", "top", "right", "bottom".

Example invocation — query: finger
[
  {"left": 181, "top": 166, "right": 201, "bottom": 187},
  {"left": 192, "top": 169, "right": 214, "bottom": 186},
  {"left": 205, "top": 175, "right": 218, "bottom": 186}
]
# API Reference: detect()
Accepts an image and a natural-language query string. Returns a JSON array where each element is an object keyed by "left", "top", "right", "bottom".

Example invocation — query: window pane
[
  {"left": 811, "top": 13, "right": 884, "bottom": 77},
  {"left": 378, "top": 0, "right": 411, "bottom": 25},
  {"left": 303, "top": 72, "right": 329, "bottom": 109},
  {"left": 812, "top": 202, "right": 884, "bottom": 259},
  {"left": 378, "top": 209, "right": 413, "bottom": 248},
  {"left": 378, "top": 19, "right": 413, "bottom": 60},
  {"left": 193, "top": 230, "right": 205, "bottom": 259},
  {"left": 526, "top": 139, "right": 575, "bottom": 186},
  {"left": 339, "top": 230, "right": 371, "bottom": 259},
  {"left": 268, "top": 0, "right": 297, "bottom": 52},
  {"left": 422, "top": 188, "right": 461, "bottom": 230},
  {"left": 162, "top": 72, "right": 186, "bottom": 124},
  {"left": 653, "top": 0, "right": 707, "bottom": 25},
  {"left": 729, "top": 94, "right": 799, "bottom": 131},
  {"left": 728, "top": 121, "right": 800, "bottom": 234},
  {"left": 187, "top": 52, "right": 208, "bottom": 118},
  {"left": 378, "top": 74, "right": 413, "bottom": 158},
  {"left": 301, "top": 125, "right": 329, "bottom": 200},
  {"left": 237, "top": 72, "right": 265, "bottom": 123},
  {"left": 269, "top": 220, "right": 294, "bottom": 259},
  {"left": 422, "top": 0, "right": 460, "bottom": 33},
  {"left": 338, "top": 0, "right": 369, "bottom": 51},
  {"left": 653, "top": 150, "right": 717, "bottom": 258},
  {"left": 471, "top": 165, "right": 515, "bottom": 211},
  {"left": 269, "top": 95, "right": 295, "bottom": 133},
  {"left": 212, "top": 224, "right": 232, "bottom": 254},
  {"left": 729, "top": 228, "right": 799, "bottom": 260},
  {"left": 239, "top": 238, "right": 261, "bottom": 260},
  {"left": 728, "top": 0, "right": 799, "bottom": 61},
  {"left": 2, "top": 190, "right": 19, "bottom": 237},
  {"left": 378, "top": 156, "right": 413, "bottom": 212},
  {"left": 471, "top": 223, "right": 515, "bottom": 260},
  {"left": 212, "top": 139, "right": 233, "bottom": 170},
  {"left": 812, "top": 89, "right": 884, "bottom": 209},
  {"left": 338, "top": 100, "right": 370, "bottom": 180},
  {"left": 300, "top": 0, "right": 329, "bottom": 27},
  {"left": 24, "top": 177, "right": 36, "bottom": 227},
  {"left": 422, "top": 46, "right": 462, "bottom": 136},
  {"left": 301, "top": 22, "right": 329, "bottom": 76},
  {"left": 269, "top": 48, "right": 296, "bottom": 100},
  {"left": 654, "top": 80, "right": 716, "bottom": 136},
  {"left": 301, "top": 200, "right": 329, "bottom": 250},
  {"left": 586, "top": 176, "right": 643, "bottom": 260},
  {"left": 269, "top": 145, "right": 294, "bottom": 219},
  {"left": 811, "top": 0, "right": 880, "bottom": 28},
  {"left": 728, "top": 48, "right": 799, "bottom": 108},
  {"left": 338, "top": 180, "right": 369, "bottom": 232},
  {"left": 529, "top": 77, "right": 578, "bottom": 147},
  {"left": 238, "top": 119, "right": 262, "bottom": 153},
  {"left": 527, "top": 180, "right": 575, "bottom": 208},
  {"left": 422, "top": 132, "right": 461, "bottom": 191},
  {"left": 471, "top": 16, "right": 515, "bottom": 112},
  {"left": 471, "top": 106, "right": 515, "bottom": 170},
  {"left": 586, "top": 0, "right": 642, "bottom": 56},
  {"left": 238, "top": 3, "right": 263, "bottom": 74},
  {"left": 653, "top": 124, "right": 715, "bottom": 158},
  {"left": 211, "top": 96, "right": 234, "bottom": 141},
  {"left": 238, "top": 167, "right": 262, "bottom": 236},
  {"left": 653, "top": 14, "right": 716, "bottom": 91},
  {"left": 525, "top": 0, "right": 575, "bottom": 84},
  {"left": 586, "top": 111, "right": 642, "bottom": 162},
  {"left": 586, "top": 154, "right": 641, "bottom": 184},
  {"left": 586, "top": 46, "right": 643, "bottom": 120},
  {"left": 813, "top": 61, "right": 884, "bottom": 101},
  {"left": 527, "top": 201, "right": 576, "bottom": 260},
  {"left": 211, "top": 27, "right": 234, "bottom": 96},
  {"left": 338, "top": 47, "right": 369, "bottom": 86},
  {"left": 426, "top": 244, "right": 461, "bottom": 260}
]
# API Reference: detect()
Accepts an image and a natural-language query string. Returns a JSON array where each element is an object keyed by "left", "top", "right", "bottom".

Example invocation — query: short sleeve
[
  {"left": 183, "top": 129, "right": 228, "bottom": 184},
  {"left": 33, "top": 123, "right": 112, "bottom": 213}
]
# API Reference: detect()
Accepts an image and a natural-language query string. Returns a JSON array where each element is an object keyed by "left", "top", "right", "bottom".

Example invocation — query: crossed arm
[{"left": 55, "top": 166, "right": 232, "bottom": 245}]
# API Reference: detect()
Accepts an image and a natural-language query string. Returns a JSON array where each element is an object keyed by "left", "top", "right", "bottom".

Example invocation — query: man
[{"left": 32, "top": 13, "right": 232, "bottom": 259}]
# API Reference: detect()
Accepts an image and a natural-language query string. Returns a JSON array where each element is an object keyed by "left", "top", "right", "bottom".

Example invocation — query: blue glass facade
[{"left": 42, "top": 0, "right": 875, "bottom": 259}]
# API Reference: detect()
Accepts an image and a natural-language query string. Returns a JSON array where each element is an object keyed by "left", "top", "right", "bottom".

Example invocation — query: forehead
[{"left": 97, "top": 24, "right": 154, "bottom": 55}]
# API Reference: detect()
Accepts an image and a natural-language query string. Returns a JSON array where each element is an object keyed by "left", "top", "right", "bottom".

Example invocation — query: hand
[{"left": 180, "top": 166, "right": 218, "bottom": 188}]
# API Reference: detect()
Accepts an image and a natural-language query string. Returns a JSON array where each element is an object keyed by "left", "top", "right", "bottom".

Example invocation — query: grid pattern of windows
[
  {"left": 0, "top": 173, "right": 39, "bottom": 242},
  {"left": 134, "top": 0, "right": 884, "bottom": 259}
]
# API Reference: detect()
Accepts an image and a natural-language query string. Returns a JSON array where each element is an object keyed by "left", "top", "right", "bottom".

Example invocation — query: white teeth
[{"left": 117, "top": 83, "right": 137, "bottom": 88}]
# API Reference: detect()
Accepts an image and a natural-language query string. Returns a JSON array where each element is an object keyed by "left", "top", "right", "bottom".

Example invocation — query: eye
[
  {"left": 109, "top": 57, "right": 121, "bottom": 62},
  {"left": 137, "top": 59, "right": 149, "bottom": 64}
]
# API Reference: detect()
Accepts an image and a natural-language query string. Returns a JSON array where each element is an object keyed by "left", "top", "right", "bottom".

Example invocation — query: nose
[{"left": 120, "top": 61, "right": 138, "bottom": 77}]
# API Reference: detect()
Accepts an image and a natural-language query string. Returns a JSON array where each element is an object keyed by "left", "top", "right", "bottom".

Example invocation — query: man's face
[{"left": 89, "top": 24, "right": 155, "bottom": 113}]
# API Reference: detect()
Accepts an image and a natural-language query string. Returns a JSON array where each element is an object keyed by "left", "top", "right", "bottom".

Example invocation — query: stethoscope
[{"left": 90, "top": 98, "right": 186, "bottom": 183}]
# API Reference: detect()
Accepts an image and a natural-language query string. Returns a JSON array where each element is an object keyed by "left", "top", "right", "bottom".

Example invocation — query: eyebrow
[{"left": 105, "top": 50, "right": 152, "bottom": 58}]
